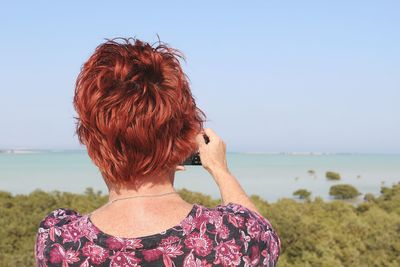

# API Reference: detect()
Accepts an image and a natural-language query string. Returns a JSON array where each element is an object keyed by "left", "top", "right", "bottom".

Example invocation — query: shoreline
[{"left": 0, "top": 185, "right": 393, "bottom": 206}]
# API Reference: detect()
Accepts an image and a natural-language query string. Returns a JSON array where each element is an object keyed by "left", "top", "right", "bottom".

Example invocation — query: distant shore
[{"left": 1, "top": 148, "right": 399, "bottom": 155}]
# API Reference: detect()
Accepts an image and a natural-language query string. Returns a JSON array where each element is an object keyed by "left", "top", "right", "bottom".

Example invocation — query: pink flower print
[
  {"left": 35, "top": 229, "right": 49, "bottom": 261},
  {"left": 227, "top": 213, "right": 245, "bottom": 228},
  {"left": 243, "top": 244, "right": 260, "bottom": 267},
  {"left": 243, "top": 255, "right": 259, "bottom": 267},
  {"left": 213, "top": 238, "right": 242, "bottom": 266},
  {"left": 269, "top": 234, "right": 280, "bottom": 262},
  {"left": 124, "top": 238, "right": 144, "bottom": 250},
  {"left": 49, "top": 226, "right": 62, "bottom": 242},
  {"left": 162, "top": 254, "right": 174, "bottom": 267},
  {"left": 44, "top": 216, "right": 60, "bottom": 228},
  {"left": 216, "top": 224, "right": 230, "bottom": 240},
  {"left": 183, "top": 250, "right": 213, "bottom": 267},
  {"left": 193, "top": 214, "right": 209, "bottom": 230},
  {"left": 110, "top": 251, "right": 141, "bottom": 267},
  {"left": 158, "top": 236, "right": 184, "bottom": 267},
  {"left": 260, "top": 230, "right": 271, "bottom": 242},
  {"left": 260, "top": 229, "right": 280, "bottom": 261},
  {"left": 230, "top": 203, "right": 247, "bottom": 214},
  {"left": 106, "top": 236, "right": 143, "bottom": 251},
  {"left": 53, "top": 209, "right": 67, "bottom": 218},
  {"left": 60, "top": 217, "right": 98, "bottom": 244},
  {"left": 205, "top": 210, "right": 223, "bottom": 227},
  {"left": 61, "top": 223, "right": 84, "bottom": 243},
  {"left": 53, "top": 209, "right": 79, "bottom": 222},
  {"left": 77, "top": 216, "right": 99, "bottom": 242},
  {"left": 239, "top": 230, "right": 251, "bottom": 252},
  {"left": 106, "top": 237, "right": 125, "bottom": 250},
  {"left": 49, "top": 246, "right": 63, "bottom": 264},
  {"left": 246, "top": 217, "right": 262, "bottom": 240},
  {"left": 82, "top": 241, "right": 108, "bottom": 264},
  {"left": 160, "top": 235, "right": 181, "bottom": 246},
  {"left": 142, "top": 248, "right": 163, "bottom": 262},
  {"left": 49, "top": 243, "right": 80, "bottom": 266},
  {"left": 80, "top": 258, "right": 90, "bottom": 267},
  {"left": 184, "top": 231, "right": 213, "bottom": 257},
  {"left": 261, "top": 248, "right": 270, "bottom": 266},
  {"left": 160, "top": 241, "right": 184, "bottom": 258},
  {"left": 183, "top": 250, "right": 202, "bottom": 267},
  {"left": 181, "top": 215, "right": 196, "bottom": 235},
  {"left": 195, "top": 205, "right": 203, "bottom": 218}
]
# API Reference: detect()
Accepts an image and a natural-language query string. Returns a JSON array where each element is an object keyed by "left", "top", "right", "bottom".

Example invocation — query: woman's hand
[
  {"left": 195, "top": 128, "right": 258, "bottom": 213},
  {"left": 195, "top": 128, "right": 229, "bottom": 175}
]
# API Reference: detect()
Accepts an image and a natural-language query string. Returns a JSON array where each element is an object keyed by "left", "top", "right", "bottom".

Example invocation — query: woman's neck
[{"left": 106, "top": 169, "right": 178, "bottom": 202}]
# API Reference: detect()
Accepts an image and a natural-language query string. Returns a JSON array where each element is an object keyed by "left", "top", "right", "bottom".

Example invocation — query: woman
[{"left": 35, "top": 37, "right": 281, "bottom": 266}]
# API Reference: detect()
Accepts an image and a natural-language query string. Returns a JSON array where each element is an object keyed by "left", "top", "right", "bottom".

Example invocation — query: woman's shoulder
[
  {"left": 35, "top": 208, "right": 85, "bottom": 266},
  {"left": 214, "top": 202, "right": 276, "bottom": 231},
  {"left": 37, "top": 208, "right": 82, "bottom": 230},
  {"left": 197, "top": 202, "right": 281, "bottom": 266},
  {"left": 206, "top": 202, "right": 281, "bottom": 244}
]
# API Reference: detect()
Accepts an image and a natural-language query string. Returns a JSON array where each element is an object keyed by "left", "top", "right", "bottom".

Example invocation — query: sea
[{"left": 0, "top": 150, "right": 399, "bottom": 203}]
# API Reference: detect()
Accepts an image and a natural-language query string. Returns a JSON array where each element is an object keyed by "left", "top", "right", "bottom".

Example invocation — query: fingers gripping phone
[{"left": 182, "top": 134, "right": 210, "bottom": 165}]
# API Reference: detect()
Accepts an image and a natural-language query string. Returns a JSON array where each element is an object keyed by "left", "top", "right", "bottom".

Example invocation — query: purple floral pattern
[{"left": 35, "top": 202, "right": 281, "bottom": 266}]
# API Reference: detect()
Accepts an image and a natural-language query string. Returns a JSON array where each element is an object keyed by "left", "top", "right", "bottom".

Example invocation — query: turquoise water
[{"left": 0, "top": 150, "right": 399, "bottom": 202}]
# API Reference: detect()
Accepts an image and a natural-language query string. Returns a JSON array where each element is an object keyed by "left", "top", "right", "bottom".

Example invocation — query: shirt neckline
[{"left": 85, "top": 203, "right": 200, "bottom": 249}]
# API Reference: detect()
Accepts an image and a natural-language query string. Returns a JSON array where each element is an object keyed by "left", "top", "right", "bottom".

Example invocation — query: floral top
[{"left": 35, "top": 202, "right": 281, "bottom": 267}]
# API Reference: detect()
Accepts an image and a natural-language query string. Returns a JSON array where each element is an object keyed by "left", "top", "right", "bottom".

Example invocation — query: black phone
[{"left": 182, "top": 134, "right": 210, "bottom": 165}]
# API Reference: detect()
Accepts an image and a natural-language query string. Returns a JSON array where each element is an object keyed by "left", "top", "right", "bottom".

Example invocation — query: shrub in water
[
  {"left": 329, "top": 184, "right": 361, "bottom": 199},
  {"left": 293, "top": 189, "right": 311, "bottom": 199},
  {"left": 326, "top": 171, "right": 341, "bottom": 180}
]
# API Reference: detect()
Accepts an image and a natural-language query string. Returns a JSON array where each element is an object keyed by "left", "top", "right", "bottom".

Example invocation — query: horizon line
[{"left": 0, "top": 148, "right": 399, "bottom": 155}]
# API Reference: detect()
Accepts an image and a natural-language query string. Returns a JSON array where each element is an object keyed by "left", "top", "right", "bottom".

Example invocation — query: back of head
[{"left": 73, "top": 37, "right": 206, "bottom": 187}]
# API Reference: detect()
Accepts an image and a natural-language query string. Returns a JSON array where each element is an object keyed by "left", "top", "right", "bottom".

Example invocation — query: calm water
[{"left": 0, "top": 150, "right": 399, "bottom": 202}]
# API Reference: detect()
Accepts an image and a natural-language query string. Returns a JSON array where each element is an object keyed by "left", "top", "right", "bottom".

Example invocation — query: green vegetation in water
[
  {"left": 292, "top": 189, "right": 311, "bottom": 200},
  {"left": 325, "top": 171, "right": 341, "bottom": 180},
  {"left": 329, "top": 184, "right": 361, "bottom": 199},
  {"left": 1, "top": 184, "right": 400, "bottom": 266}
]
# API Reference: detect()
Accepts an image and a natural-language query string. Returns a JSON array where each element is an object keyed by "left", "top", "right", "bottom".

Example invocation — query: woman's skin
[{"left": 89, "top": 127, "right": 259, "bottom": 238}]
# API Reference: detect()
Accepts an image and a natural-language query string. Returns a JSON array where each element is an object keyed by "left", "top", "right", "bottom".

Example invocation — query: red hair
[{"left": 73, "top": 37, "right": 206, "bottom": 187}]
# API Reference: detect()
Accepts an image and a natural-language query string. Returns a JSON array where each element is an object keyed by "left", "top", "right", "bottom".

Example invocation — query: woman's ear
[{"left": 175, "top": 165, "right": 186, "bottom": 172}]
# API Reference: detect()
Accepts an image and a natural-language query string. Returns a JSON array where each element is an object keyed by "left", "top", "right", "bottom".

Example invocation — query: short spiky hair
[{"left": 73, "top": 37, "right": 206, "bottom": 186}]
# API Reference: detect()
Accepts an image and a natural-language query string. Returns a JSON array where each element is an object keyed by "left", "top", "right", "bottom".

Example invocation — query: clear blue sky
[{"left": 1, "top": 1, "right": 399, "bottom": 153}]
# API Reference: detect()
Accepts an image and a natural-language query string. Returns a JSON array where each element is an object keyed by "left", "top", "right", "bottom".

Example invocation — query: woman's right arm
[
  {"left": 195, "top": 128, "right": 260, "bottom": 214},
  {"left": 196, "top": 129, "right": 281, "bottom": 265}
]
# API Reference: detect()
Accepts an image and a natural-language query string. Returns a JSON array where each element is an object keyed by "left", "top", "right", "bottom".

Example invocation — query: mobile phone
[{"left": 182, "top": 134, "right": 210, "bottom": 165}]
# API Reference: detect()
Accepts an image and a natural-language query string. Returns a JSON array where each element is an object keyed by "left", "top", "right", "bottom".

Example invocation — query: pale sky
[{"left": 0, "top": 1, "right": 399, "bottom": 153}]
